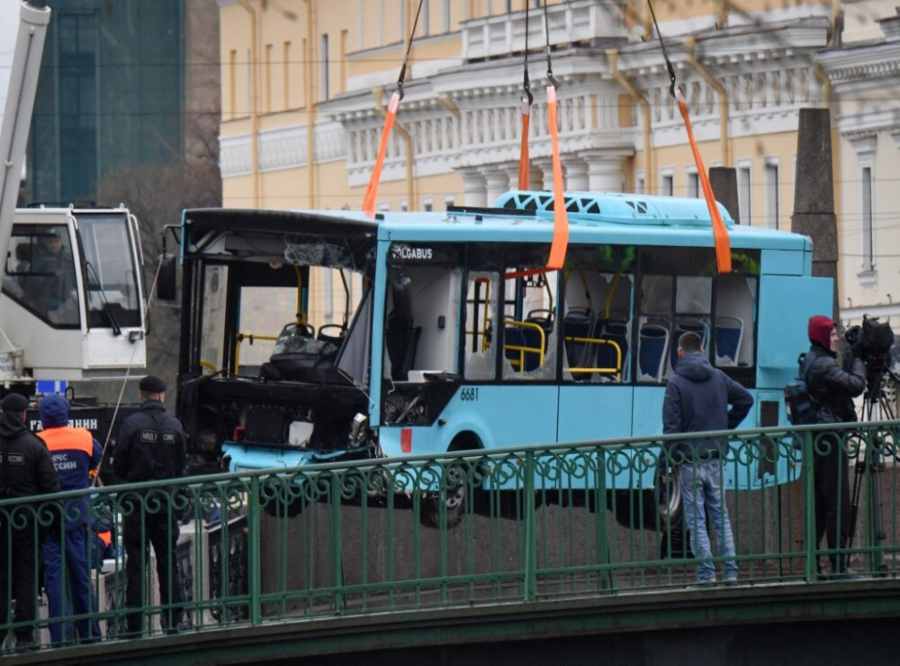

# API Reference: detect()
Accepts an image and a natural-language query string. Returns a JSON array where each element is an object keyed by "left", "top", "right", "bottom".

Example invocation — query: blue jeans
[{"left": 679, "top": 460, "right": 738, "bottom": 583}]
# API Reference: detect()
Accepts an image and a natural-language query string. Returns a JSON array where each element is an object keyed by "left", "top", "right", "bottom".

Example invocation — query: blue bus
[{"left": 169, "top": 191, "right": 831, "bottom": 516}]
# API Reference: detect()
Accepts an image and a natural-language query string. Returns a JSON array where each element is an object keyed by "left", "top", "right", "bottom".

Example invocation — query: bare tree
[{"left": 98, "top": 151, "right": 221, "bottom": 394}]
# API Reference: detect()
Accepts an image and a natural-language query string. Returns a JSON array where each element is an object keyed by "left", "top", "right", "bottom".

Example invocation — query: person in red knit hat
[{"left": 800, "top": 314, "right": 865, "bottom": 577}]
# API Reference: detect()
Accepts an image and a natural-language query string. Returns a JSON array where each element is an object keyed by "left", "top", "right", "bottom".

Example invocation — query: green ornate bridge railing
[{"left": 1, "top": 420, "right": 899, "bottom": 653}]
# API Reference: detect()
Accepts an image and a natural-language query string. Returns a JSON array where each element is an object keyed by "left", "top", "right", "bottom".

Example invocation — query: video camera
[{"left": 845, "top": 315, "right": 896, "bottom": 381}]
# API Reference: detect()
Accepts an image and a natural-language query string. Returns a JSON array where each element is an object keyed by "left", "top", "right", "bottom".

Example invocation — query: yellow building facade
[{"left": 217, "top": 0, "right": 900, "bottom": 334}]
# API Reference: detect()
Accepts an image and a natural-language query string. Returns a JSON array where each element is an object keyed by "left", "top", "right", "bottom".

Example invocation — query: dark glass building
[{"left": 27, "top": 0, "right": 185, "bottom": 205}]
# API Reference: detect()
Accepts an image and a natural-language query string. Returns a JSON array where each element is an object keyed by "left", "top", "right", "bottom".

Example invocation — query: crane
[{"left": 0, "top": 1, "right": 147, "bottom": 396}]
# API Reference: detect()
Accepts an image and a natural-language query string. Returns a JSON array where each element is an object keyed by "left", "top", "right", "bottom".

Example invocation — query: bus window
[
  {"left": 200, "top": 264, "right": 228, "bottom": 373},
  {"left": 637, "top": 247, "right": 715, "bottom": 384},
  {"left": 383, "top": 243, "right": 463, "bottom": 382},
  {"left": 237, "top": 286, "right": 299, "bottom": 375},
  {"left": 464, "top": 270, "right": 499, "bottom": 381},
  {"left": 563, "top": 245, "right": 635, "bottom": 384},
  {"left": 714, "top": 274, "right": 757, "bottom": 370},
  {"left": 671, "top": 275, "right": 713, "bottom": 377},
  {"left": 501, "top": 247, "right": 558, "bottom": 381}
]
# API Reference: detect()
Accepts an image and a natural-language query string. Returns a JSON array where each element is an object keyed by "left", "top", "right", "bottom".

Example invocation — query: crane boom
[{"left": 0, "top": 2, "right": 51, "bottom": 269}]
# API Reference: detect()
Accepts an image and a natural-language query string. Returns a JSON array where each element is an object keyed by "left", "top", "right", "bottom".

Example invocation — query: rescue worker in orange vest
[{"left": 38, "top": 394, "right": 102, "bottom": 644}]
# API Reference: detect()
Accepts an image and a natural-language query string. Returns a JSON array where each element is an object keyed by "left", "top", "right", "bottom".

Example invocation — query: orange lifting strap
[
  {"left": 545, "top": 85, "right": 569, "bottom": 271},
  {"left": 647, "top": 0, "right": 731, "bottom": 274},
  {"left": 517, "top": 0, "right": 534, "bottom": 190},
  {"left": 362, "top": 92, "right": 399, "bottom": 218},
  {"left": 676, "top": 89, "right": 732, "bottom": 274},
  {"left": 362, "top": 1, "right": 424, "bottom": 218},
  {"left": 517, "top": 106, "right": 531, "bottom": 190}
]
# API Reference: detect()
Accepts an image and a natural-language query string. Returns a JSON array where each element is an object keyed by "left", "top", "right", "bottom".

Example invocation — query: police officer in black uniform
[
  {"left": 113, "top": 376, "right": 186, "bottom": 636},
  {"left": 0, "top": 393, "right": 60, "bottom": 649}
]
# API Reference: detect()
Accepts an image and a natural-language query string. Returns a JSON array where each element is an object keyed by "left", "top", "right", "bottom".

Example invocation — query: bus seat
[
  {"left": 503, "top": 326, "right": 527, "bottom": 371},
  {"left": 639, "top": 324, "right": 669, "bottom": 382},
  {"left": 526, "top": 309, "right": 554, "bottom": 350},
  {"left": 715, "top": 316, "right": 743, "bottom": 366},
  {"left": 519, "top": 326, "right": 545, "bottom": 371},
  {"left": 317, "top": 323, "right": 346, "bottom": 345},
  {"left": 563, "top": 309, "right": 592, "bottom": 380}
]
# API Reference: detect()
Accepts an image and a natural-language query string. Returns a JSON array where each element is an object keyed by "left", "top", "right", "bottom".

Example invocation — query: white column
[
  {"left": 534, "top": 158, "right": 564, "bottom": 193},
  {"left": 460, "top": 168, "right": 487, "bottom": 207},
  {"left": 504, "top": 161, "right": 543, "bottom": 192},
  {"left": 565, "top": 158, "right": 589, "bottom": 192},
  {"left": 484, "top": 167, "right": 511, "bottom": 205},
  {"left": 581, "top": 150, "right": 628, "bottom": 193}
]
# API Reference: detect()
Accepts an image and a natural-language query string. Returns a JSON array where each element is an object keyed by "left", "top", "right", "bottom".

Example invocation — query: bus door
[
  {"left": 557, "top": 246, "right": 636, "bottom": 446},
  {"left": 459, "top": 246, "right": 559, "bottom": 450}
]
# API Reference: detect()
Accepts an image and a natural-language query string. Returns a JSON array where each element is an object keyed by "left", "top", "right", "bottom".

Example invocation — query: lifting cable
[
  {"left": 647, "top": 0, "right": 732, "bottom": 274},
  {"left": 506, "top": 0, "right": 570, "bottom": 281},
  {"left": 542, "top": 0, "right": 569, "bottom": 272},
  {"left": 517, "top": 1, "right": 534, "bottom": 190},
  {"left": 362, "top": 0, "right": 424, "bottom": 218}
]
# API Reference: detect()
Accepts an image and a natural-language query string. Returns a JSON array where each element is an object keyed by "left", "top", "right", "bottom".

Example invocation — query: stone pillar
[
  {"left": 534, "top": 158, "right": 562, "bottom": 193},
  {"left": 484, "top": 168, "right": 511, "bottom": 206},
  {"left": 565, "top": 159, "right": 589, "bottom": 192},
  {"left": 581, "top": 150, "right": 627, "bottom": 193},
  {"left": 504, "top": 162, "right": 542, "bottom": 192},
  {"left": 460, "top": 168, "right": 487, "bottom": 208},
  {"left": 791, "top": 108, "right": 838, "bottom": 320},
  {"left": 709, "top": 167, "right": 740, "bottom": 223}
]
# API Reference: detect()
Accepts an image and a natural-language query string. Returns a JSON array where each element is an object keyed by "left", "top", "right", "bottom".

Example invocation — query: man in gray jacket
[{"left": 663, "top": 332, "right": 753, "bottom": 584}]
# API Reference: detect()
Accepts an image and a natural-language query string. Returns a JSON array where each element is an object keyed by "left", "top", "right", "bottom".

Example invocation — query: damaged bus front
[{"left": 170, "top": 209, "right": 378, "bottom": 472}]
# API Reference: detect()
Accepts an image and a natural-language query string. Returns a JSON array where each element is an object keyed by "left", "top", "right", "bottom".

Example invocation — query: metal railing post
[
  {"left": 248, "top": 476, "right": 262, "bottom": 625},
  {"left": 803, "top": 430, "right": 817, "bottom": 582},
  {"left": 523, "top": 450, "right": 536, "bottom": 601},
  {"left": 330, "top": 472, "right": 344, "bottom": 613}
]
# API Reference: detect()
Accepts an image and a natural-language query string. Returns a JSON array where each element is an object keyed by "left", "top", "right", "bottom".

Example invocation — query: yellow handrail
[
  {"left": 564, "top": 336, "right": 623, "bottom": 376},
  {"left": 234, "top": 332, "right": 280, "bottom": 375},
  {"left": 504, "top": 319, "right": 546, "bottom": 372}
]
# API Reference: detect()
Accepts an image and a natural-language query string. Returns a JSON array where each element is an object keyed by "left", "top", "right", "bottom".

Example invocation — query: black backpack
[{"left": 784, "top": 353, "right": 818, "bottom": 425}]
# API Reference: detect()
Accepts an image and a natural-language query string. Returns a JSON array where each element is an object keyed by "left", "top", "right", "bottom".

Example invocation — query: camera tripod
[{"left": 845, "top": 368, "right": 899, "bottom": 574}]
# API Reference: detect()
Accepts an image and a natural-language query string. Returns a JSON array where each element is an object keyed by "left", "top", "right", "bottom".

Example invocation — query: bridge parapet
[{"left": 2, "top": 420, "right": 899, "bottom": 655}]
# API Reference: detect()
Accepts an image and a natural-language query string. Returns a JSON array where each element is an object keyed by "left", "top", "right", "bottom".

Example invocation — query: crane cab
[{"left": 0, "top": 205, "right": 146, "bottom": 381}]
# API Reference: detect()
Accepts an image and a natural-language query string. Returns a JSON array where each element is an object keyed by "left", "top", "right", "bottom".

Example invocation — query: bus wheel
[
  {"left": 420, "top": 433, "right": 480, "bottom": 529},
  {"left": 655, "top": 465, "right": 682, "bottom": 525}
]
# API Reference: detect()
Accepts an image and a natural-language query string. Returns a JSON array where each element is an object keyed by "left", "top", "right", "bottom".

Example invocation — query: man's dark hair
[{"left": 678, "top": 331, "right": 703, "bottom": 353}]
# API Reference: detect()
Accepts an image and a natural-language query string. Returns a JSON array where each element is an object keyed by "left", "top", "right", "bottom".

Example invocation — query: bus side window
[
  {"left": 500, "top": 268, "right": 557, "bottom": 381},
  {"left": 670, "top": 275, "right": 713, "bottom": 378},
  {"left": 384, "top": 265, "right": 461, "bottom": 382},
  {"left": 638, "top": 275, "right": 673, "bottom": 383},
  {"left": 714, "top": 274, "right": 757, "bottom": 369},
  {"left": 464, "top": 271, "right": 499, "bottom": 381}
]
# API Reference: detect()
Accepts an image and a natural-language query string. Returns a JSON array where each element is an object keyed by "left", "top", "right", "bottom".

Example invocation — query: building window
[
  {"left": 300, "top": 38, "right": 307, "bottom": 107},
  {"left": 687, "top": 171, "right": 699, "bottom": 198},
  {"left": 662, "top": 173, "right": 674, "bottom": 196},
  {"left": 443, "top": 0, "right": 451, "bottom": 32},
  {"left": 862, "top": 166, "right": 874, "bottom": 272},
  {"left": 283, "top": 41, "right": 292, "bottom": 110},
  {"left": 228, "top": 49, "right": 237, "bottom": 118},
  {"left": 401, "top": 201, "right": 409, "bottom": 212},
  {"left": 340, "top": 30, "right": 349, "bottom": 94},
  {"left": 636, "top": 175, "right": 645, "bottom": 194},
  {"left": 264, "top": 44, "right": 273, "bottom": 113},
  {"left": 444, "top": 196, "right": 455, "bottom": 210},
  {"left": 400, "top": 0, "right": 408, "bottom": 40},
  {"left": 320, "top": 34, "right": 330, "bottom": 101},
  {"left": 421, "top": 0, "right": 430, "bottom": 35},
  {"left": 423, "top": 198, "right": 434, "bottom": 212},
  {"left": 765, "top": 161, "right": 779, "bottom": 229},
  {"left": 738, "top": 165, "right": 751, "bottom": 225}
]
